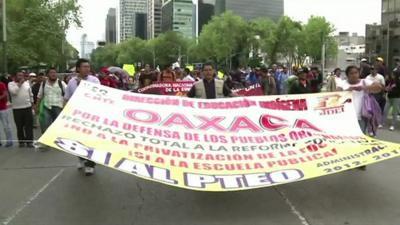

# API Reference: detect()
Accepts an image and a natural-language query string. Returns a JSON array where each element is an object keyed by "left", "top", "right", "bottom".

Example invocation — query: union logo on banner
[{"left": 314, "top": 93, "right": 352, "bottom": 116}]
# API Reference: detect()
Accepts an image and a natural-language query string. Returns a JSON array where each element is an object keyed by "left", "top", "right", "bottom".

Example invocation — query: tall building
[
  {"left": 119, "top": 0, "right": 147, "bottom": 41},
  {"left": 80, "top": 34, "right": 95, "bottom": 59},
  {"left": 147, "top": 0, "right": 163, "bottom": 39},
  {"left": 135, "top": 13, "right": 148, "bottom": 39},
  {"left": 366, "top": 0, "right": 400, "bottom": 69},
  {"left": 106, "top": 8, "right": 117, "bottom": 43},
  {"left": 197, "top": 0, "right": 284, "bottom": 34},
  {"left": 219, "top": 0, "right": 283, "bottom": 21},
  {"left": 162, "top": 0, "right": 195, "bottom": 39}
]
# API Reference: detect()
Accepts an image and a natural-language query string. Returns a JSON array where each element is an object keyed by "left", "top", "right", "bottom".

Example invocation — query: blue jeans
[
  {"left": 41, "top": 106, "right": 63, "bottom": 133},
  {"left": 383, "top": 98, "right": 400, "bottom": 127},
  {"left": 0, "top": 109, "right": 13, "bottom": 144}
]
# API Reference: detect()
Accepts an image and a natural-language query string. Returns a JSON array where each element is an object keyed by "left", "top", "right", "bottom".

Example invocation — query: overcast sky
[{"left": 66, "top": 0, "right": 382, "bottom": 50}]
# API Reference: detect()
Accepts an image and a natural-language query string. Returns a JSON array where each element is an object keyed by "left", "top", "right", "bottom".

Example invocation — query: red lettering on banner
[
  {"left": 162, "top": 113, "right": 195, "bottom": 129},
  {"left": 293, "top": 119, "right": 322, "bottom": 132},
  {"left": 196, "top": 116, "right": 226, "bottom": 131},
  {"left": 229, "top": 116, "right": 262, "bottom": 132},
  {"left": 123, "top": 109, "right": 322, "bottom": 133},
  {"left": 259, "top": 114, "right": 287, "bottom": 130},
  {"left": 259, "top": 99, "right": 308, "bottom": 111},
  {"left": 124, "top": 109, "right": 161, "bottom": 123}
]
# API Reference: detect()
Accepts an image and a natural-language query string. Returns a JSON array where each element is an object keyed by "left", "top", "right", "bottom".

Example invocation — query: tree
[
  {"left": 151, "top": 31, "right": 190, "bottom": 67},
  {"left": 90, "top": 44, "right": 119, "bottom": 70},
  {"left": 302, "top": 16, "right": 337, "bottom": 63},
  {"left": 196, "top": 12, "right": 250, "bottom": 68},
  {"left": 0, "top": 0, "right": 81, "bottom": 73},
  {"left": 117, "top": 37, "right": 150, "bottom": 66}
]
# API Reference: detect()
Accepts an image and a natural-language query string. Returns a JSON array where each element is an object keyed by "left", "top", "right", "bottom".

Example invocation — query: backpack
[{"left": 42, "top": 80, "right": 65, "bottom": 97}]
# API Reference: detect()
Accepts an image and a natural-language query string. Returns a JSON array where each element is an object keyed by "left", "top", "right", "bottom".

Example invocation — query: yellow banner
[
  {"left": 123, "top": 64, "right": 135, "bottom": 76},
  {"left": 39, "top": 81, "right": 400, "bottom": 191}
]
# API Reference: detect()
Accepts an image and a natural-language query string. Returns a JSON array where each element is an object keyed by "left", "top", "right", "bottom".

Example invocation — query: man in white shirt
[
  {"left": 8, "top": 71, "right": 34, "bottom": 148},
  {"left": 64, "top": 58, "right": 100, "bottom": 176},
  {"left": 366, "top": 66, "right": 386, "bottom": 127},
  {"left": 35, "top": 68, "right": 67, "bottom": 133}
]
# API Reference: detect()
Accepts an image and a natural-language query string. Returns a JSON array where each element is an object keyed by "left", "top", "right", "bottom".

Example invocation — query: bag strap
[
  {"left": 58, "top": 80, "right": 65, "bottom": 96},
  {"left": 41, "top": 81, "right": 46, "bottom": 95}
]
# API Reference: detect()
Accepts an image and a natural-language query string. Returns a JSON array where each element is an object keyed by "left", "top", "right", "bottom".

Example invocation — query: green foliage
[
  {"left": 302, "top": 16, "right": 337, "bottom": 62},
  {"left": 79, "top": 12, "right": 339, "bottom": 71},
  {"left": 0, "top": 0, "right": 81, "bottom": 73}
]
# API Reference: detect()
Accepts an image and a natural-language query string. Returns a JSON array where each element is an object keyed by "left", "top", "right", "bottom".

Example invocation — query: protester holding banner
[
  {"left": 337, "top": 65, "right": 382, "bottom": 136},
  {"left": 158, "top": 65, "right": 176, "bottom": 82},
  {"left": 187, "top": 63, "right": 237, "bottom": 99},
  {"left": 64, "top": 58, "right": 100, "bottom": 176},
  {"left": 138, "top": 69, "right": 156, "bottom": 89}
]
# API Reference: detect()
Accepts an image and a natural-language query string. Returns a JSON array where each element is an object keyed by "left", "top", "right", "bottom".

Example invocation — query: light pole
[{"left": 2, "top": 0, "right": 7, "bottom": 75}]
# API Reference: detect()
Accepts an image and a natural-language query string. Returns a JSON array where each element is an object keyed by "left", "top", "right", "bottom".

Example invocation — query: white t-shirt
[
  {"left": 8, "top": 81, "right": 33, "bottom": 109},
  {"left": 335, "top": 77, "right": 345, "bottom": 87},
  {"left": 339, "top": 79, "right": 373, "bottom": 120},
  {"left": 366, "top": 74, "right": 385, "bottom": 87}
]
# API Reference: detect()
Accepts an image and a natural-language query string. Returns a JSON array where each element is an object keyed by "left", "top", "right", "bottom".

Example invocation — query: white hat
[
  {"left": 361, "top": 58, "right": 367, "bottom": 62},
  {"left": 29, "top": 73, "right": 37, "bottom": 77}
]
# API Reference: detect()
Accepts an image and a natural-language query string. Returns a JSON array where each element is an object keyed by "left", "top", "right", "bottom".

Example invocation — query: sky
[{"left": 66, "top": 0, "right": 382, "bottom": 51}]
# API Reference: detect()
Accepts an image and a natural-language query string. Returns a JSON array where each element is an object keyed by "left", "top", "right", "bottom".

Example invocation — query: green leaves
[
  {"left": 75, "top": 12, "right": 338, "bottom": 71},
  {"left": 0, "top": 0, "right": 81, "bottom": 72}
]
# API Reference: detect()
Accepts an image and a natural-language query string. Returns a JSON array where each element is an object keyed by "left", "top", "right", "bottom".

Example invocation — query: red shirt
[
  {"left": 0, "top": 81, "right": 7, "bottom": 110},
  {"left": 100, "top": 77, "right": 117, "bottom": 88}
]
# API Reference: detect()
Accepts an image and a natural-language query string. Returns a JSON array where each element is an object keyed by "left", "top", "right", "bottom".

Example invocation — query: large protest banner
[{"left": 39, "top": 81, "right": 400, "bottom": 191}]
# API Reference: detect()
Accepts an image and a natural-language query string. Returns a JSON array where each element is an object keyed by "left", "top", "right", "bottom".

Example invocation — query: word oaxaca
[{"left": 38, "top": 81, "right": 400, "bottom": 192}]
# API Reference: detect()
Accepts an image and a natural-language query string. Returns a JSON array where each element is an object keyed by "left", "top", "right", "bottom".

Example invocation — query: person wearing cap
[
  {"left": 99, "top": 67, "right": 117, "bottom": 88},
  {"left": 375, "top": 57, "right": 388, "bottom": 76},
  {"left": 360, "top": 58, "right": 370, "bottom": 79},
  {"left": 260, "top": 67, "right": 276, "bottom": 95}
]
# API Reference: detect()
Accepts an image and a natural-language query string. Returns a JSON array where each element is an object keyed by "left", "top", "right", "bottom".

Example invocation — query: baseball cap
[{"left": 376, "top": 57, "right": 384, "bottom": 62}]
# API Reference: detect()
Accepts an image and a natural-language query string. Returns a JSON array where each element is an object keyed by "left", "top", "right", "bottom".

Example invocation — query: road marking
[
  {"left": 274, "top": 187, "right": 311, "bottom": 225},
  {"left": 2, "top": 169, "right": 65, "bottom": 225}
]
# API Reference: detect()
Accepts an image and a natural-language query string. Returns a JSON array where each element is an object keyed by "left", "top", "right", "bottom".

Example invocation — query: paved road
[{"left": 0, "top": 109, "right": 400, "bottom": 225}]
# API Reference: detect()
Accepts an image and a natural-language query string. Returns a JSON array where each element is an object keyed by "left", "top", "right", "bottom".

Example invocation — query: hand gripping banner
[{"left": 39, "top": 81, "right": 400, "bottom": 191}]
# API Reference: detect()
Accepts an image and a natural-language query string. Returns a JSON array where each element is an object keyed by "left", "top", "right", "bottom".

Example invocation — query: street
[{"left": 0, "top": 109, "right": 400, "bottom": 225}]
